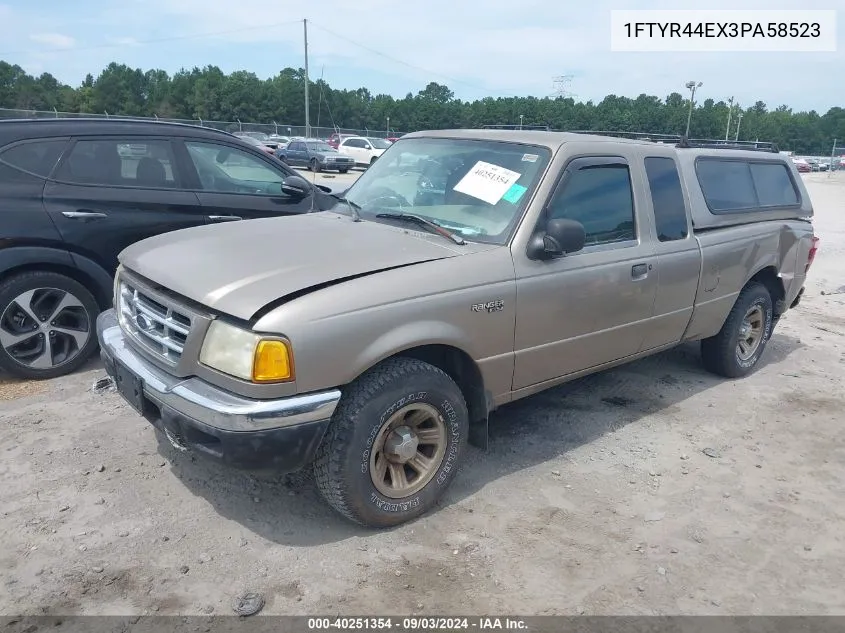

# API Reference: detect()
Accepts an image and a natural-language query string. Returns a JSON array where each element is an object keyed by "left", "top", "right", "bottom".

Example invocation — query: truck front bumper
[{"left": 96, "top": 309, "right": 340, "bottom": 473}]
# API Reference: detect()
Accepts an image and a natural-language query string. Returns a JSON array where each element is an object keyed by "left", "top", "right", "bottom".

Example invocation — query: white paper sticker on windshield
[
  {"left": 452, "top": 161, "right": 522, "bottom": 205},
  {"left": 522, "top": 153, "right": 539, "bottom": 162}
]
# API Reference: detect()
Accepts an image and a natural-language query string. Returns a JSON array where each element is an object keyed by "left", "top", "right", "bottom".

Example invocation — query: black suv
[{"left": 0, "top": 118, "right": 334, "bottom": 380}]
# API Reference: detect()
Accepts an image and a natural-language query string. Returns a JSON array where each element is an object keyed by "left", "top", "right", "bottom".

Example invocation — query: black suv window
[
  {"left": 0, "top": 140, "right": 67, "bottom": 184},
  {"left": 644, "top": 156, "right": 689, "bottom": 242},
  {"left": 185, "top": 141, "right": 287, "bottom": 194},
  {"left": 55, "top": 139, "right": 179, "bottom": 188},
  {"left": 548, "top": 163, "right": 636, "bottom": 246}
]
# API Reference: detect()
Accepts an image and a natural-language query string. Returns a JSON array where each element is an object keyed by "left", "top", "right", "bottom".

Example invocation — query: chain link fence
[{"left": 0, "top": 108, "right": 402, "bottom": 140}]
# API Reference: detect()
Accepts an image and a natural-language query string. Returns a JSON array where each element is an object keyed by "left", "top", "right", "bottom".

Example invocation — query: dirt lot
[{"left": 1, "top": 174, "right": 843, "bottom": 617}]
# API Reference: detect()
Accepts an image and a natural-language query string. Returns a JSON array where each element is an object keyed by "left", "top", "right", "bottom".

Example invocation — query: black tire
[
  {"left": 309, "top": 158, "right": 321, "bottom": 173},
  {"left": 339, "top": 168, "right": 349, "bottom": 174},
  {"left": 314, "top": 357, "right": 469, "bottom": 528},
  {"left": 369, "top": 156, "right": 378, "bottom": 167},
  {"left": 700, "top": 282, "right": 773, "bottom": 378},
  {"left": 0, "top": 271, "right": 100, "bottom": 380}
]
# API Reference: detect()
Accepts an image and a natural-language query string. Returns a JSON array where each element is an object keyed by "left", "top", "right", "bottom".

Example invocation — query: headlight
[{"left": 199, "top": 320, "right": 294, "bottom": 383}]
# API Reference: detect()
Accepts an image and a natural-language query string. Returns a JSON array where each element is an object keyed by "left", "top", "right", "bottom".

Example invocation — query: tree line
[{"left": 1, "top": 60, "right": 843, "bottom": 155}]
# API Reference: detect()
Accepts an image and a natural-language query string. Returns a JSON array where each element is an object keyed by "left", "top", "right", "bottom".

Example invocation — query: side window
[
  {"left": 345, "top": 139, "right": 361, "bottom": 149},
  {"left": 548, "top": 163, "right": 636, "bottom": 246},
  {"left": 185, "top": 141, "right": 285, "bottom": 194},
  {"left": 695, "top": 159, "right": 757, "bottom": 212},
  {"left": 0, "top": 140, "right": 67, "bottom": 185},
  {"left": 749, "top": 162, "right": 799, "bottom": 207},
  {"left": 55, "top": 139, "right": 178, "bottom": 188},
  {"left": 644, "top": 157, "right": 689, "bottom": 242},
  {"left": 290, "top": 142, "right": 303, "bottom": 152}
]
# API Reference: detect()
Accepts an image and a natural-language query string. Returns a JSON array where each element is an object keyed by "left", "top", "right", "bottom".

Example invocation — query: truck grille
[{"left": 118, "top": 280, "right": 192, "bottom": 364}]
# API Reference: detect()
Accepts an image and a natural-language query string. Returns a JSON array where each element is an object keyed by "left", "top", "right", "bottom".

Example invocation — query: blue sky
[{"left": 0, "top": 0, "right": 842, "bottom": 113}]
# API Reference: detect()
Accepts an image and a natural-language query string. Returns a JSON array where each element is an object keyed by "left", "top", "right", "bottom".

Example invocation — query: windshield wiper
[
  {"left": 375, "top": 212, "right": 466, "bottom": 245},
  {"left": 332, "top": 194, "right": 362, "bottom": 222}
]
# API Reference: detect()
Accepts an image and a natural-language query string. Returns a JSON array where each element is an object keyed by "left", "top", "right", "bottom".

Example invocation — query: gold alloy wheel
[
  {"left": 369, "top": 403, "right": 448, "bottom": 499},
  {"left": 737, "top": 305, "right": 765, "bottom": 361}
]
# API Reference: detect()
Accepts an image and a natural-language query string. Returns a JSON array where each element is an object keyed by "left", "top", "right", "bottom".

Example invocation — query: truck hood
[{"left": 118, "top": 212, "right": 466, "bottom": 321}]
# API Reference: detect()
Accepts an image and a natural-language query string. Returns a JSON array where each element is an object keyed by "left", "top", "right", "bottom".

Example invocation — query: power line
[
  {"left": 0, "top": 20, "right": 303, "bottom": 56},
  {"left": 308, "top": 21, "right": 519, "bottom": 97}
]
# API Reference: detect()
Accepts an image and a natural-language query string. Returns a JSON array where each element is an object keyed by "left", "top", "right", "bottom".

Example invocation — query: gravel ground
[{"left": 1, "top": 173, "right": 843, "bottom": 617}]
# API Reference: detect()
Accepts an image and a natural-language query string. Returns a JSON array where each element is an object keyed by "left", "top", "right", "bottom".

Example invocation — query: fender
[{"left": 0, "top": 246, "right": 114, "bottom": 308}]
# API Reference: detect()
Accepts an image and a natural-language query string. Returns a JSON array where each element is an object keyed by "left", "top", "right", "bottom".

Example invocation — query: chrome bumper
[{"left": 96, "top": 309, "right": 342, "bottom": 432}]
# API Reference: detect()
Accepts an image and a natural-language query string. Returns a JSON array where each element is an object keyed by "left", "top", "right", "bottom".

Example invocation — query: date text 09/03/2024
[{"left": 307, "top": 617, "right": 529, "bottom": 630}]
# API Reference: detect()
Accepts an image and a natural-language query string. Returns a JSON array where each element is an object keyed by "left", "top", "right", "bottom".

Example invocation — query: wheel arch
[
  {"left": 354, "top": 343, "right": 490, "bottom": 450},
  {"left": 0, "top": 247, "right": 113, "bottom": 309},
  {"left": 746, "top": 265, "right": 786, "bottom": 316}
]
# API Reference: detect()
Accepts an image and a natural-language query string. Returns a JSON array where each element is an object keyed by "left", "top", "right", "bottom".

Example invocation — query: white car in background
[{"left": 337, "top": 136, "right": 391, "bottom": 167}]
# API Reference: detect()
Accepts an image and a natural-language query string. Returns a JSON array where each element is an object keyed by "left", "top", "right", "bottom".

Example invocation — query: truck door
[
  {"left": 637, "top": 153, "right": 701, "bottom": 351},
  {"left": 511, "top": 154, "right": 658, "bottom": 390}
]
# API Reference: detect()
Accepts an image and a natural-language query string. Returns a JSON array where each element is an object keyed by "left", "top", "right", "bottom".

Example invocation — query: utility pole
[
  {"left": 830, "top": 139, "right": 837, "bottom": 179},
  {"left": 684, "top": 81, "right": 702, "bottom": 138},
  {"left": 734, "top": 111, "right": 743, "bottom": 141},
  {"left": 303, "top": 18, "right": 310, "bottom": 139},
  {"left": 725, "top": 96, "right": 734, "bottom": 141}
]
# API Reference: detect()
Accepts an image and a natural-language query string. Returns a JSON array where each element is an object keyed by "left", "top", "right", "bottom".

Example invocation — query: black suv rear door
[
  {"left": 177, "top": 138, "right": 317, "bottom": 221},
  {"left": 42, "top": 136, "right": 206, "bottom": 275}
]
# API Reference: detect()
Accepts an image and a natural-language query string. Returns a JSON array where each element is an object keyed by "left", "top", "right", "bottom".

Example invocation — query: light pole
[
  {"left": 735, "top": 111, "right": 744, "bottom": 141},
  {"left": 725, "top": 96, "right": 734, "bottom": 141},
  {"left": 684, "top": 81, "right": 702, "bottom": 138},
  {"left": 386, "top": 116, "right": 390, "bottom": 136},
  {"left": 519, "top": 114, "right": 524, "bottom": 130}
]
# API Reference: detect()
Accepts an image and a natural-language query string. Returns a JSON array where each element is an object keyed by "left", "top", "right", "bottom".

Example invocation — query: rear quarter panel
[{"left": 683, "top": 220, "right": 813, "bottom": 341}]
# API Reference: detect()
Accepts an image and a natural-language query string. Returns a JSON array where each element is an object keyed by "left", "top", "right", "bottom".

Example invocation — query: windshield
[
  {"left": 367, "top": 138, "right": 392, "bottom": 150},
  {"left": 337, "top": 137, "right": 551, "bottom": 244},
  {"left": 307, "top": 142, "right": 335, "bottom": 152}
]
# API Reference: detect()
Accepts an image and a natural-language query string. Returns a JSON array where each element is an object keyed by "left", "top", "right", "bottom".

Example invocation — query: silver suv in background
[{"left": 97, "top": 129, "right": 817, "bottom": 527}]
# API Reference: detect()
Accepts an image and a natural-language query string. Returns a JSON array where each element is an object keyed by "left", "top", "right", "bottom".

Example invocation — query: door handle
[
  {"left": 631, "top": 263, "right": 650, "bottom": 279},
  {"left": 208, "top": 215, "right": 242, "bottom": 222},
  {"left": 62, "top": 210, "right": 108, "bottom": 220}
]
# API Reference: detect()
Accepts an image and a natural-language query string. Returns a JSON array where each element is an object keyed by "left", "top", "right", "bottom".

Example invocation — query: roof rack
[
  {"left": 567, "top": 130, "right": 779, "bottom": 153},
  {"left": 481, "top": 124, "right": 551, "bottom": 131}
]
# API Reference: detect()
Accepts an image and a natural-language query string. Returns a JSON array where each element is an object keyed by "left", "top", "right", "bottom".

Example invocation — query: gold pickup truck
[{"left": 97, "top": 129, "right": 818, "bottom": 527}]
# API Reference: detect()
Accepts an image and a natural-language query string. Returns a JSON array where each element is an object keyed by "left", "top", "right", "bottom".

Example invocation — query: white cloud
[{"left": 29, "top": 33, "right": 76, "bottom": 49}]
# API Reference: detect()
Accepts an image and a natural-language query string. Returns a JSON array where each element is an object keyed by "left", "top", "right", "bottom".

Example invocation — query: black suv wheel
[{"left": 0, "top": 271, "right": 100, "bottom": 379}]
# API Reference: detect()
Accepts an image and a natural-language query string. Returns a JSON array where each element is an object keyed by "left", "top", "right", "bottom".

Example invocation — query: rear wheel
[
  {"left": 313, "top": 357, "right": 469, "bottom": 527},
  {"left": 0, "top": 271, "right": 100, "bottom": 379},
  {"left": 701, "top": 282, "right": 773, "bottom": 378},
  {"left": 339, "top": 168, "right": 349, "bottom": 174}
]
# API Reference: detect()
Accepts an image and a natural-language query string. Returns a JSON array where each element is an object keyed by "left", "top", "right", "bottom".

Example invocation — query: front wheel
[
  {"left": 701, "top": 282, "right": 773, "bottom": 378},
  {"left": 313, "top": 357, "right": 469, "bottom": 527},
  {"left": 309, "top": 158, "right": 321, "bottom": 173},
  {"left": 0, "top": 271, "right": 101, "bottom": 379}
]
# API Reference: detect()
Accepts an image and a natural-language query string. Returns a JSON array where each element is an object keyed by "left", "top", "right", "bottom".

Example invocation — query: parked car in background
[
  {"left": 276, "top": 139, "right": 354, "bottom": 173},
  {"left": 327, "top": 132, "right": 358, "bottom": 149},
  {"left": 337, "top": 136, "right": 391, "bottom": 167},
  {"left": 236, "top": 134, "right": 276, "bottom": 155},
  {"left": 793, "top": 157, "right": 811, "bottom": 173},
  {"left": 0, "top": 118, "right": 333, "bottom": 379},
  {"left": 268, "top": 134, "right": 291, "bottom": 147},
  {"left": 97, "top": 129, "right": 817, "bottom": 527}
]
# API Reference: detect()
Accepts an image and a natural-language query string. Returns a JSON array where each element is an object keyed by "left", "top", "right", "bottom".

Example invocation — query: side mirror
[
  {"left": 215, "top": 149, "right": 231, "bottom": 164},
  {"left": 364, "top": 144, "right": 371, "bottom": 150},
  {"left": 281, "top": 175, "right": 311, "bottom": 198},
  {"left": 527, "top": 218, "right": 586, "bottom": 260}
]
